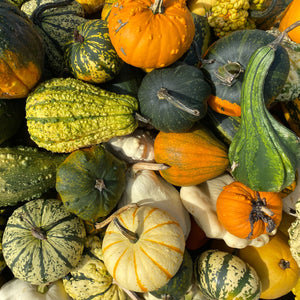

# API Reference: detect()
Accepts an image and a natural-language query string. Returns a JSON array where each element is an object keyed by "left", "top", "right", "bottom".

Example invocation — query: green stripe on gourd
[
  {"left": 26, "top": 77, "right": 139, "bottom": 153},
  {"left": 2, "top": 198, "right": 86, "bottom": 285},
  {"left": 194, "top": 250, "right": 262, "bottom": 300},
  {"left": 228, "top": 22, "right": 300, "bottom": 192},
  {"left": 64, "top": 19, "right": 122, "bottom": 84}
]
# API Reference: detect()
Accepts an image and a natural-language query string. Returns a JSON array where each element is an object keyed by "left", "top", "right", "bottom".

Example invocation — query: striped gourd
[
  {"left": 63, "top": 235, "right": 130, "bottom": 300},
  {"left": 25, "top": 77, "right": 139, "bottom": 153},
  {"left": 101, "top": 205, "right": 185, "bottom": 293},
  {"left": 21, "top": 0, "right": 87, "bottom": 76},
  {"left": 2, "top": 198, "right": 86, "bottom": 285},
  {"left": 228, "top": 23, "right": 300, "bottom": 192},
  {"left": 194, "top": 249, "right": 262, "bottom": 300},
  {"left": 64, "top": 19, "right": 122, "bottom": 84},
  {"left": 0, "top": 146, "right": 66, "bottom": 207}
]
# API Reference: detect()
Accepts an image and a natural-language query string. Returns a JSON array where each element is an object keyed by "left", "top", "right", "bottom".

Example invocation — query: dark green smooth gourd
[{"left": 228, "top": 22, "right": 300, "bottom": 192}]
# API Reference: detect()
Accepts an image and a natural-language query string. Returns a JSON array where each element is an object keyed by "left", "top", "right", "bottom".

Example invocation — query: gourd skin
[
  {"left": 56, "top": 145, "right": 127, "bottom": 222},
  {"left": 228, "top": 38, "right": 300, "bottom": 192},
  {"left": 64, "top": 19, "right": 122, "bottom": 84},
  {"left": 0, "top": 146, "right": 67, "bottom": 207},
  {"left": 26, "top": 77, "right": 139, "bottom": 153},
  {"left": 108, "top": 0, "right": 195, "bottom": 69},
  {"left": 0, "top": 0, "right": 44, "bottom": 99},
  {"left": 2, "top": 198, "right": 86, "bottom": 285}
]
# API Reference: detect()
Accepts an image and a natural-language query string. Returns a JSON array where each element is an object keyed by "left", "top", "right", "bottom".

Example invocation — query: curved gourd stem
[
  {"left": 131, "top": 161, "right": 169, "bottom": 174},
  {"left": 31, "top": 0, "right": 74, "bottom": 26},
  {"left": 248, "top": 0, "right": 278, "bottom": 19},
  {"left": 114, "top": 217, "right": 139, "bottom": 243},
  {"left": 18, "top": 213, "right": 47, "bottom": 240},
  {"left": 150, "top": 0, "right": 164, "bottom": 14},
  {"left": 214, "top": 61, "right": 244, "bottom": 86},
  {"left": 157, "top": 87, "right": 200, "bottom": 116}
]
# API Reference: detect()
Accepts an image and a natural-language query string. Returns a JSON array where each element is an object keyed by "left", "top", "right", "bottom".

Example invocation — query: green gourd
[
  {"left": 0, "top": 146, "right": 66, "bottom": 207},
  {"left": 56, "top": 145, "right": 127, "bottom": 222},
  {"left": 25, "top": 77, "right": 139, "bottom": 153},
  {"left": 228, "top": 21, "right": 300, "bottom": 192},
  {"left": 2, "top": 198, "right": 86, "bottom": 285}
]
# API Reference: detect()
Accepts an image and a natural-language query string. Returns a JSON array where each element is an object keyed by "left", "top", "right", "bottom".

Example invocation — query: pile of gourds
[{"left": 0, "top": 0, "right": 300, "bottom": 299}]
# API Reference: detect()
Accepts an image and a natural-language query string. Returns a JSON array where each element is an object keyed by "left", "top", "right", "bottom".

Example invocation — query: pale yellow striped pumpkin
[{"left": 102, "top": 205, "right": 185, "bottom": 293}]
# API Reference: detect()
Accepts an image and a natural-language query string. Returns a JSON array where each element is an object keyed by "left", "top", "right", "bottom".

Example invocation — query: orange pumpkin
[
  {"left": 279, "top": 0, "right": 300, "bottom": 43},
  {"left": 216, "top": 181, "right": 283, "bottom": 240},
  {"left": 238, "top": 230, "right": 300, "bottom": 299},
  {"left": 153, "top": 124, "right": 229, "bottom": 186},
  {"left": 108, "top": 0, "right": 195, "bottom": 69}
]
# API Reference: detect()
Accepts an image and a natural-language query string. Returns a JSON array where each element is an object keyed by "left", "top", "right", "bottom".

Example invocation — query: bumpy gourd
[
  {"left": 0, "top": 146, "right": 66, "bottom": 207},
  {"left": 228, "top": 23, "right": 300, "bottom": 192},
  {"left": 26, "top": 77, "right": 139, "bottom": 153}
]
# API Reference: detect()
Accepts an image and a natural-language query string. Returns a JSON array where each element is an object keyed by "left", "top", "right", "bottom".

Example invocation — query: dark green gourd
[
  {"left": 228, "top": 21, "right": 300, "bottom": 192},
  {"left": 0, "top": 146, "right": 66, "bottom": 207}
]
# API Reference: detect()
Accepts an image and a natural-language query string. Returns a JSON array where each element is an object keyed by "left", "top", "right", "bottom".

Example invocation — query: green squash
[
  {"left": 21, "top": 0, "right": 87, "bottom": 77},
  {"left": 137, "top": 62, "right": 211, "bottom": 133},
  {"left": 0, "top": 146, "right": 66, "bottom": 207},
  {"left": 56, "top": 145, "right": 127, "bottom": 222},
  {"left": 64, "top": 19, "right": 122, "bottom": 84},
  {"left": 228, "top": 28, "right": 300, "bottom": 192},
  {"left": 2, "top": 198, "right": 86, "bottom": 284},
  {"left": 202, "top": 29, "right": 290, "bottom": 116},
  {"left": 25, "top": 77, "right": 139, "bottom": 153},
  {"left": 150, "top": 250, "right": 193, "bottom": 300},
  {"left": 194, "top": 250, "right": 262, "bottom": 300}
]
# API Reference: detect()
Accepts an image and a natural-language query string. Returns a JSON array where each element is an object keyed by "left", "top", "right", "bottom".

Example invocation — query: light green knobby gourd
[{"left": 229, "top": 21, "right": 300, "bottom": 192}]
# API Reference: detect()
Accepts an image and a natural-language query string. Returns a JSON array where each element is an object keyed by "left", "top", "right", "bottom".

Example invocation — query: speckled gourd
[
  {"left": 25, "top": 77, "right": 139, "bottom": 153},
  {"left": 0, "top": 146, "right": 66, "bottom": 207}
]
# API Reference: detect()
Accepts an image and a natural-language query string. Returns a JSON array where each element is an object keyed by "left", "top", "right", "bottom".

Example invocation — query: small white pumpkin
[
  {"left": 118, "top": 167, "right": 191, "bottom": 239},
  {"left": 180, "top": 173, "right": 270, "bottom": 249},
  {"left": 102, "top": 205, "right": 185, "bottom": 293},
  {"left": 0, "top": 278, "right": 72, "bottom": 300}
]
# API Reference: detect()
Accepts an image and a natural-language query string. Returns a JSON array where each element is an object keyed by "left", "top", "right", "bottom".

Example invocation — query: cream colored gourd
[
  {"left": 101, "top": 205, "right": 185, "bottom": 293},
  {"left": 180, "top": 173, "right": 270, "bottom": 248},
  {"left": 118, "top": 167, "right": 191, "bottom": 240},
  {"left": 0, "top": 279, "right": 72, "bottom": 300}
]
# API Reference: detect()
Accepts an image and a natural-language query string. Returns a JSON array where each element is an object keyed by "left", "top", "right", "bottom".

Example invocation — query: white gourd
[
  {"left": 180, "top": 173, "right": 270, "bottom": 249},
  {"left": 0, "top": 279, "right": 72, "bottom": 300},
  {"left": 118, "top": 168, "right": 191, "bottom": 240}
]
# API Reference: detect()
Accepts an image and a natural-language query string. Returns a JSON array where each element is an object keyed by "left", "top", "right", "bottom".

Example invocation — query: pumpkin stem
[
  {"left": 157, "top": 87, "right": 200, "bottom": 116},
  {"left": 74, "top": 30, "right": 84, "bottom": 43},
  {"left": 95, "top": 178, "right": 106, "bottom": 191},
  {"left": 94, "top": 203, "right": 139, "bottom": 229},
  {"left": 279, "top": 258, "right": 290, "bottom": 270},
  {"left": 131, "top": 161, "right": 170, "bottom": 174},
  {"left": 114, "top": 217, "right": 139, "bottom": 243},
  {"left": 214, "top": 61, "right": 244, "bottom": 86},
  {"left": 36, "top": 283, "right": 50, "bottom": 294},
  {"left": 247, "top": 192, "right": 277, "bottom": 239},
  {"left": 18, "top": 213, "right": 47, "bottom": 240},
  {"left": 150, "top": 0, "right": 164, "bottom": 14},
  {"left": 248, "top": 0, "right": 278, "bottom": 19}
]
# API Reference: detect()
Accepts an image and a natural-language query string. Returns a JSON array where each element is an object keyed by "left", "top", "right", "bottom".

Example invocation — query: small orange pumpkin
[
  {"left": 216, "top": 181, "right": 283, "bottom": 240},
  {"left": 279, "top": 0, "right": 300, "bottom": 43},
  {"left": 108, "top": 0, "right": 195, "bottom": 69},
  {"left": 153, "top": 124, "right": 230, "bottom": 186}
]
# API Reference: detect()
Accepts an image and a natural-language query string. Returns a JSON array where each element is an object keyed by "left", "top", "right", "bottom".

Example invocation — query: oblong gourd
[
  {"left": 228, "top": 25, "right": 300, "bottom": 192},
  {"left": 26, "top": 77, "right": 139, "bottom": 153}
]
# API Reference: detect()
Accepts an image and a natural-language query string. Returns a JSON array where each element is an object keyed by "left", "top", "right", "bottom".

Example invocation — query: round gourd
[
  {"left": 137, "top": 62, "right": 211, "bottom": 133},
  {"left": 64, "top": 19, "right": 122, "bottom": 84},
  {"left": 194, "top": 249, "right": 262, "bottom": 300},
  {"left": 153, "top": 124, "right": 229, "bottom": 186},
  {"left": 216, "top": 181, "right": 283, "bottom": 240},
  {"left": 239, "top": 230, "right": 300, "bottom": 299},
  {"left": 2, "top": 198, "right": 86, "bottom": 285},
  {"left": 102, "top": 205, "right": 185, "bottom": 293},
  {"left": 0, "top": 0, "right": 44, "bottom": 99},
  {"left": 108, "top": 0, "right": 195, "bottom": 69},
  {"left": 202, "top": 29, "right": 290, "bottom": 116},
  {"left": 56, "top": 145, "right": 127, "bottom": 222}
]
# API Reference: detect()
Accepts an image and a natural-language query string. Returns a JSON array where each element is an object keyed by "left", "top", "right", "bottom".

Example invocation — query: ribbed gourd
[
  {"left": 2, "top": 198, "right": 86, "bottom": 285},
  {"left": 25, "top": 77, "right": 139, "bottom": 153},
  {"left": 0, "top": 146, "right": 66, "bottom": 207},
  {"left": 228, "top": 22, "right": 300, "bottom": 192}
]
